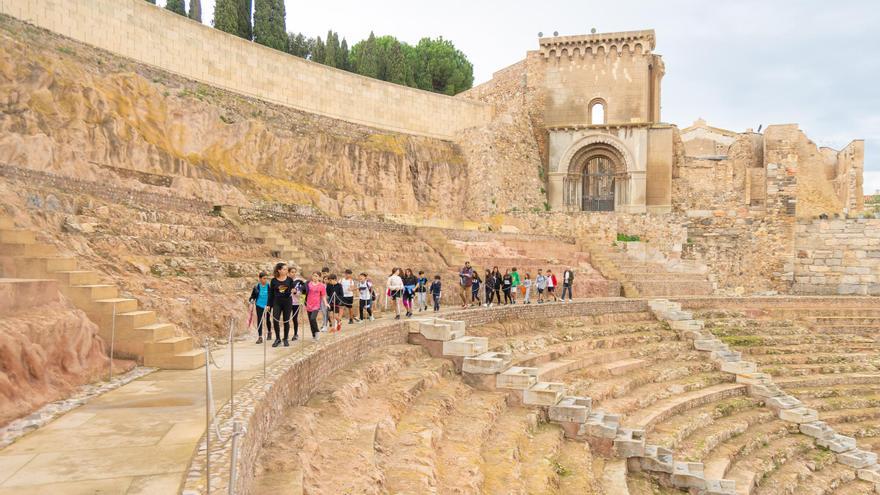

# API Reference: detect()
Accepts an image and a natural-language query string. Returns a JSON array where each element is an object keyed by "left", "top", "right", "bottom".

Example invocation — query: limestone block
[
  {"left": 857, "top": 464, "right": 880, "bottom": 483},
  {"left": 711, "top": 349, "right": 741, "bottom": 363},
  {"left": 523, "top": 382, "right": 565, "bottom": 406},
  {"left": 670, "top": 319, "right": 704, "bottom": 332},
  {"left": 549, "top": 396, "right": 592, "bottom": 424},
  {"left": 736, "top": 372, "right": 773, "bottom": 385},
  {"left": 838, "top": 449, "right": 878, "bottom": 469},
  {"left": 665, "top": 310, "right": 694, "bottom": 321},
  {"left": 800, "top": 421, "right": 835, "bottom": 439},
  {"left": 442, "top": 336, "right": 488, "bottom": 357},
  {"left": 749, "top": 382, "right": 784, "bottom": 398},
  {"left": 694, "top": 338, "right": 724, "bottom": 351},
  {"left": 585, "top": 411, "right": 620, "bottom": 439},
  {"left": 613, "top": 428, "right": 646, "bottom": 458},
  {"left": 433, "top": 318, "right": 466, "bottom": 335},
  {"left": 778, "top": 406, "right": 818, "bottom": 424},
  {"left": 765, "top": 395, "right": 802, "bottom": 411},
  {"left": 420, "top": 322, "right": 464, "bottom": 341},
  {"left": 705, "top": 479, "right": 737, "bottom": 495},
  {"left": 648, "top": 299, "right": 673, "bottom": 311},
  {"left": 497, "top": 367, "right": 539, "bottom": 390},
  {"left": 406, "top": 318, "right": 432, "bottom": 333},
  {"left": 721, "top": 360, "right": 757, "bottom": 374},
  {"left": 817, "top": 433, "right": 857, "bottom": 453},
  {"left": 640, "top": 444, "right": 673, "bottom": 473},
  {"left": 463, "top": 351, "right": 512, "bottom": 375},
  {"left": 671, "top": 461, "right": 707, "bottom": 490}
]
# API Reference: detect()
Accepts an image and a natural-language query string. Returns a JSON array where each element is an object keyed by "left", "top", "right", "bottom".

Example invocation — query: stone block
[
  {"left": 613, "top": 428, "right": 646, "bottom": 458},
  {"left": 549, "top": 396, "right": 592, "bottom": 424},
  {"left": 749, "top": 382, "right": 784, "bottom": 398},
  {"left": 665, "top": 310, "right": 694, "bottom": 321},
  {"left": 721, "top": 360, "right": 757, "bottom": 374},
  {"left": 765, "top": 394, "right": 802, "bottom": 411},
  {"left": 585, "top": 410, "right": 620, "bottom": 439},
  {"left": 648, "top": 299, "right": 673, "bottom": 311},
  {"left": 800, "top": 421, "right": 835, "bottom": 439},
  {"left": 817, "top": 433, "right": 857, "bottom": 453},
  {"left": 857, "top": 464, "right": 880, "bottom": 483},
  {"left": 497, "top": 367, "right": 539, "bottom": 390},
  {"left": 419, "top": 322, "right": 464, "bottom": 341},
  {"left": 462, "top": 351, "right": 512, "bottom": 375},
  {"left": 705, "top": 479, "right": 737, "bottom": 495},
  {"left": 838, "top": 449, "right": 878, "bottom": 469},
  {"left": 778, "top": 406, "right": 818, "bottom": 424},
  {"left": 406, "top": 318, "right": 432, "bottom": 333},
  {"left": 442, "top": 336, "right": 488, "bottom": 357},
  {"left": 523, "top": 382, "right": 565, "bottom": 406},
  {"left": 433, "top": 318, "right": 466, "bottom": 335},
  {"left": 640, "top": 444, "right": 674, "bottom": 473},
  {"left": 711, "top": 349, "right": 741, "bottom": 363},
  {"left": 670, "top": 319, "right": 704, "bottom": 332},
  {"left": 694, "top": 338, "right": 724, "bottom": 351},
  {"left": 671, "top": 461, "right": 707, "bottom": 490},
  {"left": 736, "top": 372, "right": 773, "bottom": 385}
]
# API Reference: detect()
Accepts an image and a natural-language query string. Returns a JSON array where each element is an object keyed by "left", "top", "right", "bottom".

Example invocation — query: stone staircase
[
  {"left": 0, "top": 214, "right": 205, "bottom": 369},
  {"left": 585, "top": 240, "right": 713, "bottom": 297}
]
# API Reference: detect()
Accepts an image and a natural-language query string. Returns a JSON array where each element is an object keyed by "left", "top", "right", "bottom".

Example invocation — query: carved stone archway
[{"left": 560, "top": 135, "right": 633, "bottom": 211}]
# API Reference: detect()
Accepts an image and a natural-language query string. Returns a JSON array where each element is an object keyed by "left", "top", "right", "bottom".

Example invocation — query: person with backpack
[
  {"left": 267, "top": 262, "right": 294, "bottom": 347},
  {"left": 288, "top": 266, "right": 307, "bottom": 340},
  {"left": 546, "top": 269, "right": 559, "bottom": 302},
  {"left": 248, "top": 271, "right": 270, "bottom": 344},
  {"left": 561, "top": 268, "right": 575, "bottom": 302},
  {"left": 357, "top": 272, "right": 375, "bottom": 321},
  {"left": 430, "top": 275, "right": 442, "bottom": 312},
  {"left": 510, "top": 267, "right": 520, "bottom": 304},
  {"left": 416, "top": 270, "right": 429, "bottom": 312},
  {"left": 340, "top": 269, "right": 357, "bottom": 324},
  {"left": 325, "top": 274, "right": 344, "bottom": 332}
]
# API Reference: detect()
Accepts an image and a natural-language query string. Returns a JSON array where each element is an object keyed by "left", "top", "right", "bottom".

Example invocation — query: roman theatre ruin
[{"left": 0, "top": 1, "right": 877, "bottom": 494}]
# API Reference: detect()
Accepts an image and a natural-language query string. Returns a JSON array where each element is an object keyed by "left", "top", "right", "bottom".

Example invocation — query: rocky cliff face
[{"left": 0, "top": 15, "right": 471, "bottom": 217}]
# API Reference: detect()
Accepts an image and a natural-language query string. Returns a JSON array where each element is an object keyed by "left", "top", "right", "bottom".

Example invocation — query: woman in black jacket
[
  {"left": 267, "top": 262, "right": 295, "bottom": 348},
  {"left": 484, "top": 269, "right": 494, "bottom": 307},
  {"left": 502, "top": 269, "right": 513, "bottom": 305},
  {"left": 491, "top": 267, "right": 503, "bottom": 305}
]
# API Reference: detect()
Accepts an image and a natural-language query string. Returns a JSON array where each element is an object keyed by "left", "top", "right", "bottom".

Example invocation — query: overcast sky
[{"left": 164, "top": 0, "right": 879, "bottom": 193}]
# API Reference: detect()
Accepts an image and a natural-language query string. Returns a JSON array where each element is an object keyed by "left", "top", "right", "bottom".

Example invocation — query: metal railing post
[
  {"left": 229, "top": 317, "right": 235, "bottom": 417},
  {"left": 108, "top": 302, "right": 117, "bottom": 382},
  {"left": 204, "top": 338, "right": 211, "bottom": 495},
  {"left": 228, "top": 421, "right": 242, "bottom": 495}
]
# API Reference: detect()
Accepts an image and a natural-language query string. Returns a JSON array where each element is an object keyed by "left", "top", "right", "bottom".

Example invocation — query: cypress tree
[
  {"left": 324, "top": 31, "right": 339, "bottom": 67},
  {"left": 339, "top": 38, "right": 350, "bottom": 71},
  {"left": 253, "top": 0, "right": 287, "bottom": 51},
  {"left": 237, "top": 0, "right": 253, "bottom": 40},
  {"left": 213, "top": 0, "right": 240, "bottom": 37},
  {"left": 288, "top": 33, "right": 310, "bottom": 58},
  {"left": 352, "top": 32, "right": 379, "bottom": 79},
  {"left": 312, "top": 36, "right": 325, "bottom": 64},
  {"left": 165, "top": 0, "right": 186, "bottom": 16},
  {"left": 189, "top": 0, "right": 202, "bottom": 22}
]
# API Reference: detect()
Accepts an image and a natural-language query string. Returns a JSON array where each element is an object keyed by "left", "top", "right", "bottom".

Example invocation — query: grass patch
[
  {"left": 720, "top": 335, "right": 765, "bottom": 347},
  {"left": 616, "top": 233, "right": 641, "bottom": 242}
]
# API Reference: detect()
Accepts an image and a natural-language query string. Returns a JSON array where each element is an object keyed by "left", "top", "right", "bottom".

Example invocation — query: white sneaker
[{"left": 370, "top": 316, "right": 375, "bottom": 321}]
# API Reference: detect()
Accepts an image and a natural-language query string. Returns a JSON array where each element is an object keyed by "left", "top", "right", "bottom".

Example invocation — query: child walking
[
  {"left": 305, "top": 272, "right": 328, "bottom": 340},
  {"left": 536, "top": 269, "right": 547, "bottom": 303},
  {"left": 357, "top": 273, "right": 375, "bottom": 321},
  {"left": 248, "top": 271, "right": 270, "bottom": 344},
  {"left": 502, "top": 269, "right": 513, "bottom": 305},
  {"left": 523, "top": 273, "right": 533, "bottom": 304},
  {"left": 325, "top": 274, "right": 344, "bottom": 332},
  {"left": 430, "top": 275, "right": 442, "bottom": 312},
  {"left": 386, "top": 268, "right": 404, "bottom": 319},
  {"left": 471, "top": 271, "right": 482, "bottom": 306},
  {"left": 416, "top": 271, "right": 428, "bottom": 312}
]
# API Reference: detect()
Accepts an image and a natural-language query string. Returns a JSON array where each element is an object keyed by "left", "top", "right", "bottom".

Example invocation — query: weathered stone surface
[
  {"left": 672, "top": 461, "right": 707, "bottom": 490},
  {"left": 462, "top": 351, "right": 512, "bottom": 375},
  {"left": 613, "top": 428, "right": 646, "bottom": 458},
  {"left": 817, "top": 433, "right": 857, "bottom": 453},
  {"left": 694, "top": 338, "right": 725, "bottom": 351},
  {"left": 748, "top": 382, "right": 784, "bottom": 398},
  {"left": 735, "top": 372, "right": 773, "bottom": 385},
  {"left": 419, "top": 322, "right": 464, "bottom": 341},
  {"left": 838, "top": 449, "right": 879, "bottom": 469},
  {"left": 705, "top": 479, "right": 737, "bottom": 495},
  {"left": 640, "top": 444, "right": 674, "bottom": 474},
  {"left": 585, "top": 411, "right": 620, "bottom": 439},
  {"left": 549, "top": 396, "right": 592, "bottom": 424},
  {"left": 800, "top": 421, "right": 835, "bottom": 439},
  {"left": 720, "top": 360, "right": 757, "bottom": 374},
  {"left": 778, "top": 406, "right": 818, "bottom": 424},
  {"left": 765, "top": 394, "right": 802, "bottom": 411},
  {"left": 857, "top": 464, "right": 880, "bottom": 484}
]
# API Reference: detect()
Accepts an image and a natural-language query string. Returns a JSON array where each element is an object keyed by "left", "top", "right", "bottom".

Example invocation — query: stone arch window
[{"left": 588, "top": 98, "right": 606, "bottom": 125}]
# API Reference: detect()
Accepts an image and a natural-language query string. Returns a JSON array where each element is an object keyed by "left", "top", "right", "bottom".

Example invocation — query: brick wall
[
  {"left": 791, "top": 218, "right": 880, "bottom": 295},
  {"left": 0, "top": 0, "right": 492, "bottom": 140}
]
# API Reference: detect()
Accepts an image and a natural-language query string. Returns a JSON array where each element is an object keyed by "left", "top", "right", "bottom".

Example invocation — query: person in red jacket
[{"left": 546, "top": 269, "right": 559, "bottom": 302}]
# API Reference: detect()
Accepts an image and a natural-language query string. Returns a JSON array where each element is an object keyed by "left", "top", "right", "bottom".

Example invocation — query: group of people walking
[
  {"left": 247, "top": 261, "right": 576, "bottom": 346},
  {"left": 456, "top": 262, "right": 576, "bottom": 309}
]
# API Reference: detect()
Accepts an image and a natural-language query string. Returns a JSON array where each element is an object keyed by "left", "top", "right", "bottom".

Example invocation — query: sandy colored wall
[
  {"left": 792, "top": 218, "right": 880, "bottom": 295},
  {"left": 646, "top": 127, "right": 673, "bottom": 210},
  {"left": 0, "top": 0, "right": 492, "bottom": 140}
]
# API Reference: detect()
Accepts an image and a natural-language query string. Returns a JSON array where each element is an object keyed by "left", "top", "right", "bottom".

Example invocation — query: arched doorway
[
  {"left": 581, "top": 156, "right": 615, "bottom": 211},
  {"left": 562, "top": 141, "right": 629, "bottom": 212}
]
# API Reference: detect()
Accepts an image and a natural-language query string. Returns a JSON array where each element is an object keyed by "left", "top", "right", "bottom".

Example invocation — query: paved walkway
[{"left": 0, "top": 334, "right": 322, "bottom": 495}]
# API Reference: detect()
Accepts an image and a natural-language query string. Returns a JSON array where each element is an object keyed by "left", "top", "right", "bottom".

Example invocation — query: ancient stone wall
[
  {"left": 0, "top": 0, "right": 492, "bottom": 140},
  {"left": 791, "top": 218, "right": 880, "bottom": 295}
]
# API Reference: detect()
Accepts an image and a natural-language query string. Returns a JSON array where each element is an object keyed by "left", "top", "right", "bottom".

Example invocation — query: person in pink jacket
[{"left": 305, "top": 272, "right": 329, "bottom": 341}]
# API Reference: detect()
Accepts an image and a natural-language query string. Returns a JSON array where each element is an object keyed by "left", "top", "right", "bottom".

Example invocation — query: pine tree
[
  {"left": 165, "top": 0, "right": 186, "bottom": 16},
  {"left": 288, "top": 33, "right": 310, "bottom": 58},
  {"left": 253, "top": 0, "right": 286, "bottom": 51},
  {"left": 189, "top": 0, "right": 202, "bottom": 22},
  {"left": 237, "top": 0, "right": 253, "bottom": 40},
  {"left": 351, "top": 32, "right": 379, "bottom": 79}
]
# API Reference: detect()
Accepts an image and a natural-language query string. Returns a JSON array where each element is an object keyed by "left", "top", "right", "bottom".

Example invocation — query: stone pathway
[{"left": 0, "top": 335, "right": 321, "bottom": 495}]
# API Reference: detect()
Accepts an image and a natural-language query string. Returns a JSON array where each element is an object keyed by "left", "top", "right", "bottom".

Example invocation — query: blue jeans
[{"left": 561, "top": 285, "right": 572, "bottom": 300}]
